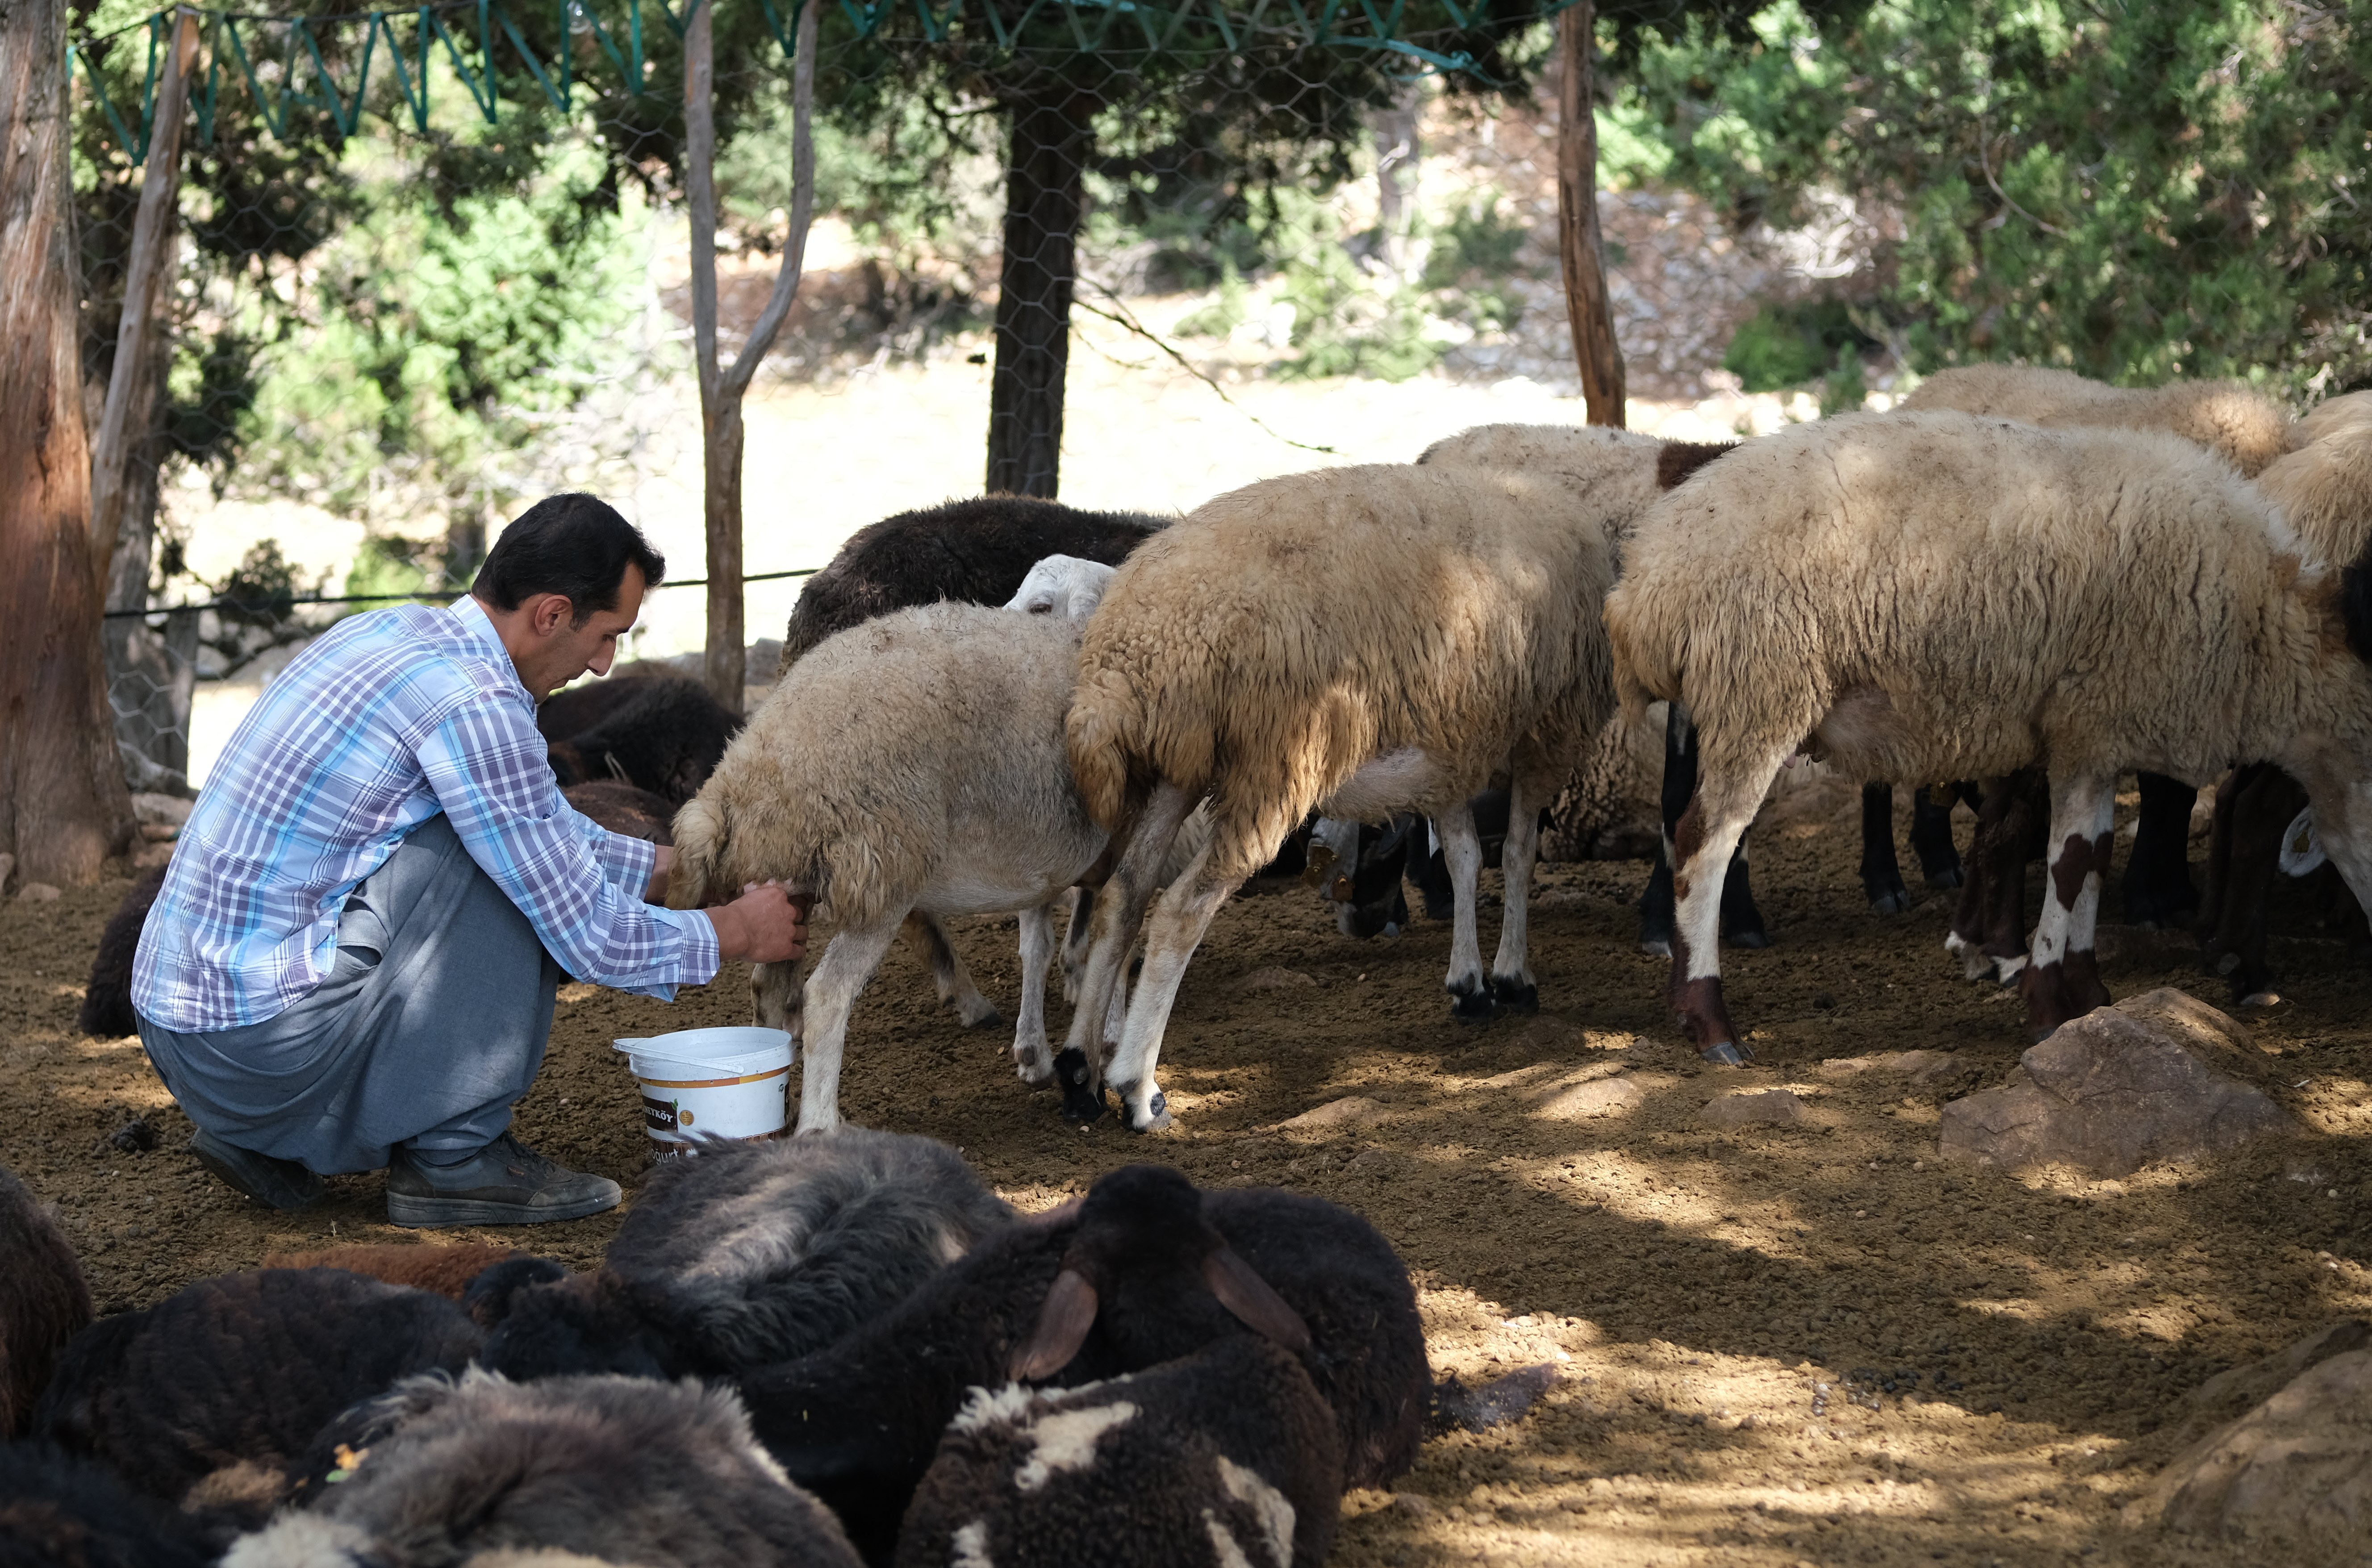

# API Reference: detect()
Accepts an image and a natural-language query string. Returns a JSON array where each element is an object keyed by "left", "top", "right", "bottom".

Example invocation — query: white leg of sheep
[
  {"left": 1060, "top": 885, "right": 1094, "bottom": 1003},
  {"left": 1486, "top": 771, "right": 1546, "bottom": 1011},
  {"left": 1660, "top": 707, "right": 1800, "bottom": 1063},
  {"left": 1055, "top": 781, "right": 1197, "bottom": 1125},
  {"left": 903, "top": 911, "right": 1002, "bottom": 1028},
  {"left": 1101, "top": 830, "right": 1240, "bottom": 1132},
  {"left": 2017, "top": 772, "right": 2116, "bottom": 1039},
  {"left": 1010, "top": 900, "right": 1059, "bottom": 1085},
  {"left": 790, "top": 920, "right": 905, "bottom": 1133},
  {"left": 1436, "top": 799, "right": 1492, "bottom": 1018}
]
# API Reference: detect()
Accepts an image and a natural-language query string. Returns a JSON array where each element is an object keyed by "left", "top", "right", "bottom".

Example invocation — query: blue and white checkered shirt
[{"left": 133, "top": 596, "right": 721, "bottom": 1032}]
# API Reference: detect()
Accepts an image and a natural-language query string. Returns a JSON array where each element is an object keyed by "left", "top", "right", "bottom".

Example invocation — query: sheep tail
[
  {"left": 1604, "top": 592, "right": 1680, "bottom": 726},
  {"left": 669, "top": 795, "right": 726, "bottom": 909},
  {"left": 1066, "top": 670, "right": 1143, "bottom": 831}
]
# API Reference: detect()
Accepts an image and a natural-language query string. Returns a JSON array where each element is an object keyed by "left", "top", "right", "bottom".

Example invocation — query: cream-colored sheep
[
  {"left": 1901, "top": 364, "right": 2295, "bottom": 476},
  {"left": 1061, "top": 462, "right": 1628, "bottom": 1131},
  {"left": 1606, "top": 409, "right": 2372, "bottom": 1059},
  {"left": 672, "top": 602, "right": 1112, "bottom": 1132},
  {"left": 2257, "top": 391, "right": 2372, "bottom": 567}
]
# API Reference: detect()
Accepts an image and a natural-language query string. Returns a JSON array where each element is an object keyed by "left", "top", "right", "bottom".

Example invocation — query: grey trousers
[{"left": 138, "top": 814, "right": 563, "bottom": 1175}]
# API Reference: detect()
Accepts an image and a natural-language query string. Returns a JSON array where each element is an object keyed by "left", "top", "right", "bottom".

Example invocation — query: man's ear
[{"left": 533, "top": 594, "right": 574, "bottom": 635}]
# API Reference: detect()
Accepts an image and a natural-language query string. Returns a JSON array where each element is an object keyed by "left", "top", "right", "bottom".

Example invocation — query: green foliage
[
  {"left": 1618, "top": 0, "right": 2372, "bottom": 394},
  {"left": 1721, "top": 298, "right": 1872, "bottom": 391},
  {"left": 341, "top": 535, "right": 439, "bottom": 607}
]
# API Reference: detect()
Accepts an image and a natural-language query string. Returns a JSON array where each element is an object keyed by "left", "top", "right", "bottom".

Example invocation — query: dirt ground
[{"left": 7, "top": 784, "right": 2372, "bottom": 1566}]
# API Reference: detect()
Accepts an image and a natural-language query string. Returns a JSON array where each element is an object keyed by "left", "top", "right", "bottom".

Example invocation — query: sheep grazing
[
  {"left": 896, "top": 1336, "right": 1344, "bottom": 1568},
  {"left": 1605, "top": 409, "right": 2372, "bottom": 1057},
  {"left": 1900, "top": 363, "right": 2296, "bottom": 476},
  {"left": 545, "top": 674, "right": 740, "bottom": 805},
  {"left": 254, "top": 1243, "right": 541, "bottom": 1305},
  {"left": 0, "top": 1165, "right": 91, "bottom": 1439},
  {"left": 777, "top": 495, "right": 1166, "bottom": 671},
  {"left": 0, "top": 1440, "right": 216, "bottom": 1568},
  {"left": 225, "top": 1371, "right": 861, "bottom": 1568},
  {"left": 738, "top": 1165, "right": 1424, "bottom": 1560},
  {"left": 1061, "top": 461, "right": 1629, "bottom": 1131},
  {"left": 32, "top": 1268, "right": 481, "bottom": 1520},
  {"left": 672, "top": 600, "right": 1160, "bottom": 1132},
  {"left": 479, "top": 1128, "right": 1013, "bottom": 1380}
]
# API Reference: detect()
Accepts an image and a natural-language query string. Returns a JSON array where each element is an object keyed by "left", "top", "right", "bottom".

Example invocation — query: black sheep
[
  {"left": 544, "top": 676, "right": 739, "bottom": 805},
  {"left": 479, "top": 1129, "right": 1010, "bottom": 1382},
  {"left": 32, "top": 1269, "right": 481, "bottom": 1522},
  {"left": 0, "top": 1167, "right": 91, "bottom": 1440},
  {"left": 778, "top": 496, "right": 1167, "bottom": 671},
  {"left": 896, "top": 1337, "right": 1344, "bottom": 1568},
  {"left": 0, "top": 1440, "right": 216, "bottom": 1568},
  {"left": 75, "top": 866, "right": 166, "bottom": 1039},
  {"left": 737, "top": 1164, "right": 1425, "bottom": 1563},
  {"left": 560, "top": 780, "right": 677, "bottom": 845}
]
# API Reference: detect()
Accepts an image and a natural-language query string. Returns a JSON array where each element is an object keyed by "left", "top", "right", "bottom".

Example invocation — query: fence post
[{"left": 1556, "top": 0, "right": 1624, "bottom": 427}]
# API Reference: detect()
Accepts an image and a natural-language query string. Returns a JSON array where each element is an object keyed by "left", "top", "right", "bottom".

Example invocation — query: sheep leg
[
  {"left": 1946, "top": 770, "right": 2040, "bottom": 983},
  {"left": 1636, "top": 844, "right": 1675, "bottom": 958},
  {"left": 791, "top": 920, "right": 904, "bottom": 1134},
  {"left": 1060, "top": 885, "right": 1094, "bottom": 1003},
  {"left": 902, "top": 911, "right": 1002, "bottom": 1029},
  {"left": 1662, "top": 706, "right": 1787, "bottom": 1064},
  {"left": 1103, "top": 837, "right": 1240, "bottom": 1133},
  {"left": 1057, "top": 782, "right": 1195, "bottom": 1125},
  {"left": 2121, "top": 771, "right": 2201, "bottom": 927},
  {"left": 1909, "top": 782, "right": 1967, "bottom": 889},
  {"left": 1011, "top": 901, "right": 1058, "bottom": 1085},
  {"left": 1720, "top": 831, "right": 1768, "bottom": 947},
  {"left": 1859, "top": 782, "right": 1912, "bottom": 913},
  {"left": 1437, "top": 798, "right": 1493, "bottom": 1019},
  {"left": 2202, "top": 765, "right": 2303, "bottom": 1005},
  {"left": 752, "top": 957, "right": 806, "bottom": 1037},
  {"left": 1487, "top": 776, "right": 1543, "bottom": 1010},
  {"left": 2017, "top": 773, "right": 2116, "bottom": 1041}
]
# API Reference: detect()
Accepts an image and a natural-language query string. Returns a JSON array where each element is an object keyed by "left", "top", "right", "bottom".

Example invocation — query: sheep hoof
[
  {"left": 1637, "top": 936, "right": 1672, "bottom": 959},
  {"left": 1448, "top": 983, "right": 1496, "bottom": 1022},
  {"left": 1699, "top": 1040, "right": 1750, "bottom": 1066},
  {"left": 1490, "top": 977, "right": 1538, "bottom": 1013},
  {"left": 1867, "top": 887, "right": 1911, "bottom": 914},
  {"left": 959, "top": 1005, "right": 1005, "bottom": 1030},
  {"left": 1054, "top": 1048, "right": 1107, "bottom": 1125},
  {"left": 1925, "top": 865, "right": 1964, "bottom": 890},
  {"left": 1123, "top": 1089, "right": 1171, "bottom": 1133},
  {"left": 1726, "top": 926, "right": 1771, "bottom": 950}
]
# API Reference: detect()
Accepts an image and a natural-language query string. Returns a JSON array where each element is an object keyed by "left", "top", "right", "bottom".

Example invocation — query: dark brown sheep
[
  {"left": 75, "top": 866, "right": 167, "bottom": 1040},
  {"left": 0, "top": 1165, "right": 92, "bottom": 1439},
  {"left": 254, "top": 1243, "right": 544, "bottom": 1305},
  {"left": 544, "top": 676, "right": 739, "bottom": 805},
  {"left": 559, "top": 780, "right": 676, "bottom": 845}
]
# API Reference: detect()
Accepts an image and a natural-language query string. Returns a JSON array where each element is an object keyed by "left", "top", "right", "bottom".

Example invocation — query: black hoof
[
  {"left": 1868, "top": 887, "right": 1911, "bottom": 914},
  {"left": 1700, "top": 1040, "right": 1750, "bottom": 1065},
  {"left": 1490, "top": 977, "right": 1538, "bottom": 1013},
  {"left": 1449, "top": 982, "right": 1496, "bottom": 1021},
  {"left": 1727, "top": 927, "right": 1771, "bottom": 950},
  {"left": 1638, "top": 938, "right": 1672, "bottom": 959},
  {"left": 1925, "top": 866, "right": 1964, "bottom": 890},
  {"left": 1054, "top": 1047, "right": 1107, "bottom": 1125},
  {"left": 963, "top": 1009, "right": 1005, "bottom": 1030}
]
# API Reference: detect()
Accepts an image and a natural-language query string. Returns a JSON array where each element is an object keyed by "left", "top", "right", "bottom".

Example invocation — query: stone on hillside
[
  {"left": 1938, "top": 990, "right": 2288, "bottom": 1177},
  {"left": 2130, "top": 1339, "right": 2372, "bottom": 1549},
  {"left": 1536, "top": 1076, "right": 1644, "bottom": 1120},
  {"left": 129, "top": 792, "right": 192, "bottom": 827},
  {"left": 1281, "top": 1097, "right": 1386, "bottom": 1132},
  {"left": 17, "top": 882, "right": 59, "bottom": 904},
  {"left": 1244, "top": 967, "right": 1317, "bottom": 991},
  {"left": 1699, "top": 1088, "right": 1807, "bottom": 1128}
]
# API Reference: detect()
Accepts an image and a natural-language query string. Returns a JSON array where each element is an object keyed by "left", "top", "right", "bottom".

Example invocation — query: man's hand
[
  {"left": 707, "top": 880, "right": 810, "bottom": 964},
  {"left": 644, "top": 844, "right": 677, "bottom": 904}
]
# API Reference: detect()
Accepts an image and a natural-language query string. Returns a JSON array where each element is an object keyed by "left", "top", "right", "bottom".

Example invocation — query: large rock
[
  {"left": 2131, "top": 1329, "right": 2372, "bottom": 1548},
  {"left": 1938, "top": 988, "right": 2289, "bottom": 1177}
]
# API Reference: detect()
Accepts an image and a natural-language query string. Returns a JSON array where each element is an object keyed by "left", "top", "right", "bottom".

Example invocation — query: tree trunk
[
  {"left": 0, "top": 0, "right": 137, "bottom": 879},
  {"left": 686, "top": 0, "right": 819, "bottom": 712},
  {"left": 1557, "top": 0, "right": 1625, "bottom": 427},
  {"left": 1373, "top": 80, "right": 1422, "bottom": 281},
  {"left": 102, "top": 329, "right": 193, "bottom": 793},
  {"left": 985, "top": 91, "right": 1090, "bottom": 499}
]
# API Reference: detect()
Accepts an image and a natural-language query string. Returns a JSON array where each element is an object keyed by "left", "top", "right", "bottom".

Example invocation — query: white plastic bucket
[{"left": 613, "top": 1026, "right": 794, "bottom": 1146}]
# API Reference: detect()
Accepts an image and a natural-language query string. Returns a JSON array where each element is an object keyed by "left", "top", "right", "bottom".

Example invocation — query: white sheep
[
  {"left": 1005, "top": 553, "right": 1118, "bottom": 618},
  {"left": 1900, "top": 363, "right": 2296, "bottom": 476},
  {"left": 1060, "top": 461, "right": 1630, "bottom": 1131},
  {"left": 1604, "top": 409, "right": 2372, "bottom": 1059}
]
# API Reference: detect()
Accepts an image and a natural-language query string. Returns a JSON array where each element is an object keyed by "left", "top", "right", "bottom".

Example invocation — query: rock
[
  {"left": 1280, "top": 1097, "right": 1387, "bottom": 1132},
  {"left": 17, "top": 882, "right": 60, "bottom": 904},
  {"left": 1243, "top": 966, "right": 1317, "bottom": 991},
  {"left": 1536, "top": 1076, "right": 1645, "bottom": 1120},
  {"left": 133, "top": 841, "right": 176, "bottom": 871},
  {"left": 1700, "top": 1088, "right": 1808, "bottom": 1127},
  {"left": 129, "top": 792, "right": 193, "bottom": 828},
  {"left": 2165, "top": 1321, "right": 2372, "bottom": 1454},
  {"left": 1938, "top": 991, "right": 2289, "bottom": 1177},
  {"left": 137, "top": 822, "right": 179, "bottom": 843},
  {"left": 2130, "top": 1343, "right": 2372, "bottom": 1549}
]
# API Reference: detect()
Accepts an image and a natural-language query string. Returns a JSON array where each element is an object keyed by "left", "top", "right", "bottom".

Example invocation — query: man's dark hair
[{"left": 473, "top": 494, "right": 666, "bottom": 626}]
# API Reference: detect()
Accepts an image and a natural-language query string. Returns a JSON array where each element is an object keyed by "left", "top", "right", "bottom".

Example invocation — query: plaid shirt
[{"left": 133, "top": 597, "right": 720, "bottom": 1032}]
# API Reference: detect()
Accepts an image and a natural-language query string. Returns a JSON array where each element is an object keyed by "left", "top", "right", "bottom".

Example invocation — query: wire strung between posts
[{"left": 99, "top": 564, "right": 819, "bottom": 619}]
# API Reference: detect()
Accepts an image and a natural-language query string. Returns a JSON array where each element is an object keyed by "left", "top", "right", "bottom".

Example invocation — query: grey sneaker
[
  {"left": 189, "top": 1128, "right": 324, "bottom": 1210},
  {"left": 386, "top": 1133, "right": 622, "bottom": 1228}
]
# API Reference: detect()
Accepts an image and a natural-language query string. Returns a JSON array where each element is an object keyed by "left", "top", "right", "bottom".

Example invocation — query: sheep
[
  {"left": 1900, "top": 363, "right": 2297, "bottom": 476},
  {"left": 0, "top": 1440, "right": 217, "bottom": 1567},
  {"left": 536, "top": 672, "right": 659, "bottom": 746},
  {"left": 0, "top": 1165, "right": 91, "bottom": 1439},
  {"left": 224, "top": 1371, "right": 861, "bottom": 1568},
  {"left": 1059, "top": 461, "right": 1630, "bottom": 1131},
  {"left": 32, "top": 1268, "right": 482, "bottom": 1521},
  {"left": 894, "top": 1336, "right": 1344, "bottom": 1568},
  {"left": 778, "top": 495, "right": 1167, "bottom": 671},
  {"left": 478, "top": 1128, "right": 1014, "bottom": 1380},
  {"left": 544, "top": 675, "right": 740, "bottom": 806},
  {"left": 1004, "top": 552, "right": 1118, "bottom": 619},
  {"left": 1604, "top": 409, "right": 2372, "bottom": 1057},
  {"left": 558, "top": 780, "right": 677, "bottom": 844},
  {"left": 255, "top": 1243, "right": 544, "bottom": 1306},
  {"left": 670, "top": 599, "right": 1208, "bottom": 1132},
  {"left": 738, "top": 1165, "right": 1427, "bottom": 1562}
]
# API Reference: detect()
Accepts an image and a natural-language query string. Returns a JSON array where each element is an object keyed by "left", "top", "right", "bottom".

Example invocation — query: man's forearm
[{"left": 645, "top": 844, "right": 676, "bottom": 904}]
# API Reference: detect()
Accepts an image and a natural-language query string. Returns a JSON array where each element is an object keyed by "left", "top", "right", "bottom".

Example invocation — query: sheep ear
[
  {"left": 1203, "top": 1247, "right": 1310, "bottom": 1354},
  {"left": 1009, "top": 1268, "right": 1099, "bottom": 1381}
]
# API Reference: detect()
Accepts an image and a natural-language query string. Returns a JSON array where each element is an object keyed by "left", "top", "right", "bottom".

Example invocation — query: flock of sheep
[
  {"left": 3, "top": 1128, "right": 1545, "bottom": 1566},
  {"left": 660, "top": 363, "right": 2372, "bottom": 1131}
]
